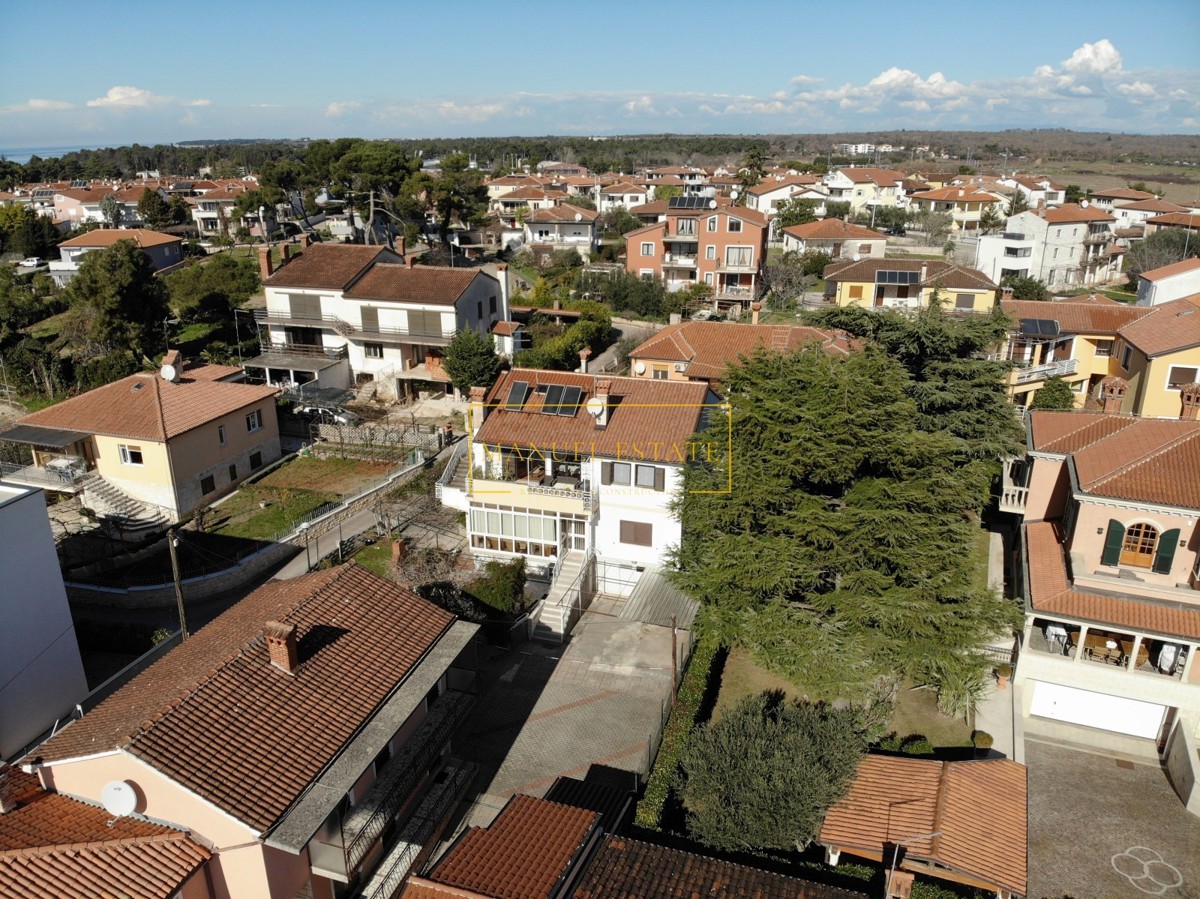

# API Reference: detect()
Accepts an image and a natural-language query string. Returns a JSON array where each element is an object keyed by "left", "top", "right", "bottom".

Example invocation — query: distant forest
[{"left": 2, "top": 129, "right": 1198, "bottom": 186}]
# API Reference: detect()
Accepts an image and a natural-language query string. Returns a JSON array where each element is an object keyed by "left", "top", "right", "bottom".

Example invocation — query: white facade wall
[
  {"left": 1138, "top": 267, "right": 1200, "bottom": 306},
  {"left": 0, "top": 483, "right": 88, "bottom": 759},
  {"left": 974, "top": 233, "right": 1039, "bottom": 283},
  {"left": 589, "top": 457, "right": 683, "bottom": 568}
]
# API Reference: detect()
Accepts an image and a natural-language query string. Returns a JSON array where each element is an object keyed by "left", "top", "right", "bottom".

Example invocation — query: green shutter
[
  {"left": 1153, "top": 529, "right": 1180, "bottom": 575},
  {"left": 1100, "top": 520, "right": 1125, "bottom": 567}
]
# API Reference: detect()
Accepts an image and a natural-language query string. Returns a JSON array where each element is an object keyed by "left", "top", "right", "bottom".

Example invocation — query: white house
[
  {"left": 1112, "top": 198, "right": 1190, "bottom": 231},
  {"left": 0, "top": 482, "right": 89, "bottom": 760},
  {"left": 596, "top": 182, "right": 648, "bottom": 214},
  {"left": 822, "top": 168, "right": 907, "bottom": 212},
  {"left": 250, "top": 243, "right": 510, "bottom": 397},
  {"left": 998, "top": 175, "right": 1066, "bottom": 208},
  {"left": 974, "top": 203, "right": 1122, "bottom": 289},
  {"left": 439, "top": 369, "right": 716, "bottom": 571},
  {"left": 521, "top": 205, "right": 601, "bottom": 259},
  {"left": 1138, "top": 257, "right": 1200, "bottom": 307},
  {"left": 49, "top": 228, "right": 184, "bottom": 285}
]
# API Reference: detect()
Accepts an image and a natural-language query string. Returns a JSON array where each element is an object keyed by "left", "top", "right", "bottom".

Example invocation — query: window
[
  {"left": 200, "top": 474, "right": 215, "bottom": 495},
  {"left": 707, "top": 217, "right": 717, "bottom": 232},
  {"left": 217, "top": 425, "right": 226, "bottom": 447},
  {"left": 677, "top": 218, "right": 697, "bottom": 236},
  {"left": 1094, "top": 339, "right": 1114, "bottom": 357},
  {"left": 652, "top": 367, "right": 668, "bottom": 380},
  {"left": 489, "top": 296, "right": 497, "bottom": 315},
  {"left": 641, "top": 242, "right": 654, "bottom": 256},
  {"left": 246, "top": 409, "right": 263, "bottom": 432},
  {"left": 619, "top": 520, "right": 653, "bottom": 546},
  {"left": 250, "top": 451, "right": 263, "bottom": 470},
  {"left": 1120, "top": 344, "right": 1132, "bottom": 370},
  {"left": 705, "top": 245, "right": 715, "bottom": 260},
  {"left": 1167, "top": 366, "right": 1198, "bottom": 390},
  {"left": 955, "top": 293, "right": 974, "bottom": 310},
  {"left": 373, "top": 744, "right": 391, "bottom": 776},
  {"left": 1120, "top": 522, "right": 1159, "bottom": 568},
  {"left": 228, "top": 464, "right": 237, "bottom": 481},
  {"left": 636, "top": 464, "right": 664, "bottom": 490},
  {"left": 118, "top": 444, "right": 143, "bottom": 466},
  {"left": 728, "top": 218, "right": 743, "bottom": 232},
  {"left": 612, "top": 462, "right": 632, "bottom": 485},
  {"left": 364, "top": 342, "right": 384, "bottom": 359},
  {"left": 725, "top": 246, "right": 753, "bottom": 267},
  {"left": 640, "top": 270, "right": 654, "bottom": 281},
  {"left": 849, "top": 285, "right": 864, "bottom": 300},
  {"left": 477, "top": 300, "right": 483, "bottom": 319}
]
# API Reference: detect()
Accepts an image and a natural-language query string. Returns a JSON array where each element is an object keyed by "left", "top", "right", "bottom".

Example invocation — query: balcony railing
[
  {"left": 527, "top": 480, "right": 594, "bottom": 511},
  {"left": 258, "top": 342, "right": 349, "bottom": 360},
  {"left": 1013, "top": 357, "right": 1078, "bottom": 384},
  {"left": 341, "top": 688, "right": 475, "bottom": 872},
  {"left": 662, "top": 253, "right": 697, "bottom": 266},
  {"left": 998, "top": 486, "right": 1028, "bottom": 514},
  {"left": 256, "top": 309, "right": 454, "bottom": 342}
]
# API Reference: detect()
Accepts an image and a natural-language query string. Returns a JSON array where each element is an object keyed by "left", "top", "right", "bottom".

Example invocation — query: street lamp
[
  {"left": 299, "top": 522, "right": 312, "bottom": 570},
  {"left": 886, "top": 831, "right": 942, "bottom": 897}
]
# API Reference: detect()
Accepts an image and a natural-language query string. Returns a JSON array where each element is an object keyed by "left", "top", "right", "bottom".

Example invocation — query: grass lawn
[
  {"left": 27, "top": 308, "right": 71, "bottom": 340},
  {"left": 968, "top": 522, "right": 992, "bottom": 596},
  {"left": 352, "top": 541, "right": 394, "bottom": 579},
  {"left": 710, "top": 647, "right": 800, "bottom": 722},
  {"left": 1061, "top": 287, "right": 1137, "bottom": 304}
]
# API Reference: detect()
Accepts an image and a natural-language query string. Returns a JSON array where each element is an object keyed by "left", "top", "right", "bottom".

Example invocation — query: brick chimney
[
  {"left": 579, "top": 347, "right": 591, "bottom": 373},
  {"left": 469, "top": 385, "right": 489, "bottom": 436},
  {"left": 281, "top": 243, "right": 293, "bottom": 262},
  {"left": 593, "top": 378, "right": 611, "bottom": 429},
  {"left": 258, "top": 246, "right": 274, "bottom": 280},
  {"left": 1001, "top": 286, "right": 1014, "bottom": 302},
  {"left": 919, "top": 263, "right": 928, "bottom": 283},
  {"left": 1180, "top": 382, "right": 1200, "bottom": 421},
  {"left": 264, "top": 621, "right": 299, "bottom": 673},
  {"left": 1098, "top": 375, "right": 1128, "bottom": 414},
  {"left": 750, "top": 301, "right": 762, "bottom": 325},
  {"left": 0, "top": 765, "right": 18, "bottom": 814}
]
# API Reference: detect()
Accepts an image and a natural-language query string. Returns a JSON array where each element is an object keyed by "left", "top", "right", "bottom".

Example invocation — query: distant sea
[{"left": 0, "top": 145, "right": 105, "bottom": 164}]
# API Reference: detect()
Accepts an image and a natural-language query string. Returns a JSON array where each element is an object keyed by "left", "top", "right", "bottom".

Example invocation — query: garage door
[{"left": 1030, "top": 681, "right": 1166, "bottom": 739}]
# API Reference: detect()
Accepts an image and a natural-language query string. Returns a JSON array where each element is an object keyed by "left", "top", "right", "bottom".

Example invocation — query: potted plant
[
  {"left": 995, "top": 663, "right": 1013, "bottom": 689},
  {"left": 972, "top": 730, "right": 994, "bottom": 758}
]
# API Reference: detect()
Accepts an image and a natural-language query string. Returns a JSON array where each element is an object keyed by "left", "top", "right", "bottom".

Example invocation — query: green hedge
[{"left": 634, "top": 637, "right": 720, "bottom": 829}]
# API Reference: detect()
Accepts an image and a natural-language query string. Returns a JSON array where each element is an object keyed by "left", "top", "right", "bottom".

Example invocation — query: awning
[{"left": 0, "top": 424, "right": 91, "bottom": 448}]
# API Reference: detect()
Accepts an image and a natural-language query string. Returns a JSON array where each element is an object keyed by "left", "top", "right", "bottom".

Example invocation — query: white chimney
[{"left": 579, "top": 348, "right": 591, "bottom": 374}]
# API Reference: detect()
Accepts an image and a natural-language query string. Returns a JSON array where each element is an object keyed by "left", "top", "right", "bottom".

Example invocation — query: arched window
[{"left": 1120, "top": 522, "right": 1158, "bottom": 568}]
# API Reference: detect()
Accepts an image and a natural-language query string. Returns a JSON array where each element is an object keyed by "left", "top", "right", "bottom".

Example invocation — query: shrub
[
  {"left": 466, "top": 557, "right": 526, "bottom": 614},
  {"left": 899, "top": 734, "right": 935, "bottom": 756},
  {"left": 972, "top": 730, "right": 994, "bottom": 750}
]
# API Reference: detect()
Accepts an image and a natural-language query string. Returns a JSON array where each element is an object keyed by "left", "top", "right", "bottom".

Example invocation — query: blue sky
[{"left": 2, "top": 0, "right": 1198, "bottom": 150}]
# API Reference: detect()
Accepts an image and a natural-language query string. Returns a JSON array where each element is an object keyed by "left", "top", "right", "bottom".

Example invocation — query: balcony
[
  {"left": 1013, "top": 357, "right": 1078, "bottom": 384},
  {"left": 1026, "top": 619, "right": 1194, "bottom": 684},
  {"left": 255, "top": 309, "right": 454, "bottom": 344},
  {"left": 716, "top": 262, "right": 757, "bottom": 274},
  {"left": 0, "top": 459, "right": 89, "bottom": 494},
  {"left": 467, "top": 471, "right": 594, "bottom": 513},
  {"left": 1083, "top": 231, "right": 1112, "bottom": 245},
  {"left": 259, "top": 342, "right": 349, "bottom": 360},
  {"left": 662, "top": 252, "right": 697, "bottom": 267}
]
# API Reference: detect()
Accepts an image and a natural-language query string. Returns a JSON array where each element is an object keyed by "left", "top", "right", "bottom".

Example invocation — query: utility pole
[
  {"left": 167, "top": 527, "right": 189, "bottom": 641},
  {"left": 670, "top": 614, "right": 678, "bottom": 687}
]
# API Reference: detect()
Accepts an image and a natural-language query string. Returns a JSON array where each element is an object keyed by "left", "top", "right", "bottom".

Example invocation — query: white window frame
[
  {"left": 612, "top": 462, "right": 632, "bottom": 486},
  {"left": 706, "top": 217, "right": 717, "bottom": 232},
  {"left": 705, "top": 245, "right": 716, "bottom": 260},
  {"left": 640, "top": 270, "right": 654, "bottom": 281},
  {"left": 725, "top": 245, "right": 754, "bottom": 268},
  {"left": 641, "top": 242, "right": 654, "bottom": 256},
  {"left": 246, "top": 409, "right": 263, "bottom": 433},
  {"left": 118, "top": 444, "right": 143, "bottom": 466},
  {"left": 728, "top": 218, "right": 743, "bottom": 232},
  {"left": 1166, "top": 365, "right": 1199, "bottom": 391}
]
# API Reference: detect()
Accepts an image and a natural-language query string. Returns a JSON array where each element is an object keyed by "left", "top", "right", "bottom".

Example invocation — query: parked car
[
  {"left": 296, "top": 405, "right": 360, "bottom": 426},
  {"left": 20, "top": 257, "right": 44, "bottom": 267},
  {"left": 885, "top": 226, "right": 907, "bottom": 237}
]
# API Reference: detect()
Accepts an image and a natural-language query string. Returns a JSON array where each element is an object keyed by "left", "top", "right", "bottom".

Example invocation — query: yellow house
[
  {"left": 1112, "top": 295, "right": 1200, "bottom": 418},
  {"left": 998, "top": 296, "right": 1150, "bottom": 408},
  {"left": 1, "top": 353, "right": 280, "bottom": 523},
  {"left": 823, "top": 258, "right": 999, "bottom": 313}
]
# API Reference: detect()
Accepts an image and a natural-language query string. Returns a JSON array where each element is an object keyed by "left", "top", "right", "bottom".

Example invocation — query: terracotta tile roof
[
  {"left": 1146, "top": 212, "right": 1200, "bottom": 229},
  {"left": 417, "top": 794, "right": 599, "bottom": 898},
  {"left": 344, "top": 263, "right": 486, "bottom": 306},
  {"left": 717, "top": 205, "right": 769, "bottom": 229},
  {"left": 1010, "top": 175, "right": 1065, "bottom": 191},
  {"left": 1001, "top": 298, "right": 1150, "bottom": 334},
  {"left": 1092, "top": 187, "right": 1157, "bottom": 201},
  {"left": 58, "top": 228, "right": 182, "bottom": 249},
  {"left": 499, "top": 186, "right": 560, "bottom": 201},
  {"left": 622, "top": 221, "right": 666, "bottom": 239},
  {"left": 631, "top": 321, "right": 854, "bottom": 380},
  {"left": 15, "top": 372, "right": 276, "bottom": 442},
  {"left": 824, "top": 258, "right": 996, "bottom": 291},
  {"left": 1024, "top": 520, "right": 1200, "bottom": 640},
  {"left": 476, "top": 369, "right": 711, "bottom": 459},
  {"left": 1027, "top": 410, "right": 1141, "bottom": 454},
  {"left": 1117, "top": 295, "right": 1200, "bottom": 356},
  {"left": 1119, "top": 198, "right": 1187, "bottom": 214},
  {"left": 491, "top": 320, "right": 522, "bottom": 336},
  {"left": 782, "top": 219, "right": 885, "bottom": 241},
  {"left": 574, "top": 834, "right": 863, "bottom": 899},
  {"left": 836, "top": 167, "right": 906, "bottom": 186},
  {"left": 0, "top": 768, "right": 210, "bottom": 899},
  {"left": 600, "top": 182, "right": 645, "bottom": 195},
  {"left": 1070, "top": 418, "right": 1200, "bottom": 508},
  {"left": 1141, "top": 257, "right": 1200, "bottom": 282},
  {"left": 523, "top": 206, "right": 601, "bottom": 224},
  {"left": 819, "top": 755, "right": 1026, "bottom": 897},
  {"left": 1041, "top": 203, "right": 1115, "bottom": 224},
  {"left": 36, "top": 564, "right": 456, "bottom": 832},
  {"left": 265, "top": 243, "right": 396, "bottom": 290},
  {"left": 748, "top": 173, "right": 820, "bottom": 195},
  {"left": 179, "top": 361, "right": 244, "bottom": 381},
  {"left": 909, "top": 186, "right": 1006, "bottom": 204},
  {"left": 628, "top": 200, "right": 669, "bottom": 216}
]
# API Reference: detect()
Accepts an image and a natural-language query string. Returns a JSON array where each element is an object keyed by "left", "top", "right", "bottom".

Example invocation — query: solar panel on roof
[
  {"left": 1019, "top": 319, "right": 1060, "bottom": 337},
  {"left": 668, "top": 196, "right": 709, "bottom": 210},
  {"left": 542, "top": 384, "right": 565, "bottom": 415},
  {"left": 505, "top": 380, "right": 530, "bottom": 411},
  {"left": 875, "top": 270, "right": 920, "bottom": 285},
  {"left": 557, "top": 386, "right": 583, "bottom": 417}
]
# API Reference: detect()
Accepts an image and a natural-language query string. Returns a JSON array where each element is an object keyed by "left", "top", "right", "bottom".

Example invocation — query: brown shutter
[
  {"left": 602, "top": 461, "right": 613, "bottom": 485},
  {"left": 654, "top": 467, "right": 665, "bottom": 492}
]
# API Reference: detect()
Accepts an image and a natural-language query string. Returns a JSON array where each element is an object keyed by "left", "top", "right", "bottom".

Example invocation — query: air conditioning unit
[{"left": 674, "top": 363, "right": 686, "bottom": 372}]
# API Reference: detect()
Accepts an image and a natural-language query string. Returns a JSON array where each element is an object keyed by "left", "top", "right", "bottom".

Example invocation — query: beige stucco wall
[
  {"left": 40, "top": 751, "right": 313, "bottom": 899},
  {"left": 1070, "top": 500, "right": 1199, "bottom": 592},
  {"left": 1131, "top": 347, "right": 1200, "bottom": 419},
  {"left": 90, "top": 434, "right": 177, "bottom": 513},
  {"left": 1024, "top": 456, "right": 1071, "bottom": 522}
]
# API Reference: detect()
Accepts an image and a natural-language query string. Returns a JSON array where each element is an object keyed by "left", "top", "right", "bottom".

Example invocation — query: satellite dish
[
  {"left": 574, "top": 212, "right": 583, "bottom": 222},
  {"left": 708, "top": 199, "right": 718, "bottom": 209},
  {"left": 634, "top": 361, "right": 647, "bottom": 374},
  {"left": 730, "top": 189, "right": 739, "bottom": 200},
  {"left": 160, "top": 364, "right": 177, "bottom": 382},
  {"left": 102, "top": 780, "right": 137, "bottom": 817},
  {"left": 852, "top": 253, "right": 861, "bottom": 262},
  {"left": 585, "top": 396, "right": 605, "bottom": 417},
  {"left": 1079, "top": 199, "right": 1089, "bottom": 208}
]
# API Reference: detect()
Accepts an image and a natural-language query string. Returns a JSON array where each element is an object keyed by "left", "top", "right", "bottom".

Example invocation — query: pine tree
[{"left": 443, "top": 328, "right": 502, "bottom": 395}]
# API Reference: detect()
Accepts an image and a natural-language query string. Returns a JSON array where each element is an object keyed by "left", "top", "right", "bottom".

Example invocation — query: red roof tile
[
  {"left": 1092, "top": 187, "right": 1157, "bottom": 201},
  {"left": 475, "top": 370, "right": 711, "bottom": 459},
  {"left": 1041, "top": 204, "right": 1115, "bottom": 224},
  {"left": 15, "top": 372, "right": 276, "bottom": 442},
  {"left": 416, "top": 795, "right": 599, "bottom": 899},
  {"left": 36, "top": 565, "right": 456, "bottom": 832},
  {"left": 523, "top": 206, "right": 601, "bottom": 224},
  {"left": 1141, "top": 257, "right": 1200, "bottom": 282},
  {"left": 1025, "top": 520, "right": 1200, "bottom": 640},
  {"left": 1145, "top": 213, "right": 1200, "bottom": 229},
  {"left": 344, "top": 263, "right": 489, "bottom": 306},
  {"left": 631, "top": 321, "right": 855, "bottom": 380},
  {"left": 0, "top": 768, "right": 210, "bottom": 899},
  {"left": 265, "top": 243, "right": 397, "bottom": 290},
  {"left": 1001, "top": 298, "right": 1150, "bottom": 335},
  {"left": 1118, "top": 295, "right": 1200, "bottom": 356},
  {"left": 574, "top": 834, "right": 863, "bottom": 899},
  {"left": 824, "top": 258, "right": 996, "bottom": 291},
  {"left": 58, "top": 228, "right": 181, "bottom": 249},
  {"left": 782, "top": 219, "right": 885, "bottom": 241},
  {"left": 1027, "top": 410, "right": 1141, "bottom": 454},
  {"left": 819, "top": 756, "right": 1026, "bottom": 897},
  {"left": 909, "top": 186, "right": 1006, "bottom": 204},
  {"left": 1072, "top": 419, "right": 1200, "bottom": 508}
]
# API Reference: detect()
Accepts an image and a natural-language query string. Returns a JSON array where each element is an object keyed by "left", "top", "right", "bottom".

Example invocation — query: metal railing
[
  {"left": 434, "top": 438, "right": 468, "bottom": 501},
  {"left": 343, "top": 688, "right": 476, "bottom": 871},
  {"left": 255, "top": 309, "right": 454, "bottom": 342},
  {"left": 525, "top": 481, "right": 594, "bottom": 510},
  {"left": 1013, "top": 357, "right": 1078, "bottom": 384}
]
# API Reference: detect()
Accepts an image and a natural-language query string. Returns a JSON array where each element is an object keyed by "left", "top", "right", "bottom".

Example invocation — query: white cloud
[
  {"left": 789, "top": 75, "right": 822, "bottom": 86},
  {"left": 2, "top": 98, "right": 73, "bottom": 113},
  {"left": 189, "top": 98, "right": 212, "bottom": 107},
  {"left": 1118, "top": 81, "right": 1156, "bottom": 97},
  {"left": 1061, "top": 39, "right": 1122, "bottom": 75},
  {"left": 325, "top": 100, "right": 362, "bottom": 117},
  {"left": 623, "top": 95, "right": 656, "bottom": 113},
  {"left": 88, "top": 86, "right": 165, "bottom": 108}
]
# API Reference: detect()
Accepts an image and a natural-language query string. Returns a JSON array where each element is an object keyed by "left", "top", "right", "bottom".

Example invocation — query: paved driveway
[{"left": 1026, "top": 740, "right": 1200, "bottom": 899}]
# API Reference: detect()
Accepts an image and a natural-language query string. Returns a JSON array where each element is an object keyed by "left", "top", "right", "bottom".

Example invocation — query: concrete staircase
[
  {"left": 80, "top": 477, "right": 171, "bottom": 532},
  {"left": 533, "top": 550, "right": 586, "bottom": 642}
]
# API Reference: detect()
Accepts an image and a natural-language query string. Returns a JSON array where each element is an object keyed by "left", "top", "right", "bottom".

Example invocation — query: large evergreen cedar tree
[
  {"left": 672, "top": 340, "right": 1022, "bottom": 698},
  {"left": 60, "top": 240, "right": 170, "bottom": 363},
  {"left": 679, "top": 692, "right": 870, "bottom": 851},
  {"left": 165, "top": 254, "right": 260, "bottom": 323},
  {"left": 443, "top": 328, "right": 502, "bottom": 395}
]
